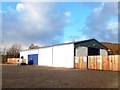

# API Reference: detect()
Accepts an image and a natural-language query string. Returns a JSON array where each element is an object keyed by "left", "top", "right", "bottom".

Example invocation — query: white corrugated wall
[
  {"left": 38, "top": 43, "right": 74, "bottom": 68},
  {"left": 38, "top": 47, "right": 53, "bottom": 66},
  {"left": 53, "top": 44, "right": 74, "bottom": 68},
  {"left": 20, "top": 50, "right": 28, "bottom": 64},
  {"left": 28, "top": 49, "right": 39, "bottom": 55},
  {"left": 20, "top": 49, "right": 39, "bottom": 64},
  {"left": 20, "top": 44, "right": 74, "bottom": 68}
]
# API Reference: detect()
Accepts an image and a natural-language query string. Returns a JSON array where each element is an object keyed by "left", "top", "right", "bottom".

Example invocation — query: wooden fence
[
  {"left": 7, "top": 58, "right": 19, "bottom": 64},
  {"left": 74, "top": 56, "right": 87, "bottom": 70},
  {"left": 74, "top": 55, "right": 120, "bottom": 71}
]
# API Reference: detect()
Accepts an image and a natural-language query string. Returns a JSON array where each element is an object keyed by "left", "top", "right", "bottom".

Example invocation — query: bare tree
[
  {"left": 1, "top": 47, "right": 7, "bottom": 63},
  {"left": 29, "top": 43, "right": 35, "bottom": 49},
  {"left": 6, "top": 44, "right": 21, "bottom": 58},
  {"left": 3, "top": 47, "right": 7, "bottom": 55},
  {"left": 29, "top": 43, "right": 40, "bottom": 49}
]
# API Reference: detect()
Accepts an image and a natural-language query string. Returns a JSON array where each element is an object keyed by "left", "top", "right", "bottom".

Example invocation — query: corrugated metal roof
[
  {"left": 74, "top": 39, "right": 108, "bottom": 50},
  {"left": 21, "top": 38, "right": 108, "bottom": 51}
]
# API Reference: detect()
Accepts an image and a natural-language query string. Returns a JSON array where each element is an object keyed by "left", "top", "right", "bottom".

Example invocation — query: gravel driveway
[{"left": 2, "top": 64, "right": 119, "bottom": 88}]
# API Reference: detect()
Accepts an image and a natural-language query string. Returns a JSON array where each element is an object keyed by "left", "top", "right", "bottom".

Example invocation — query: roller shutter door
[{"left": 28, "top": 54, "right": 38, "bottom": 65}]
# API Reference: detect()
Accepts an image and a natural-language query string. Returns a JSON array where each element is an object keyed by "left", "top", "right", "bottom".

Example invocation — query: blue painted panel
[{"left": 28, "top": 54, "right": 38, "bottom": 65}]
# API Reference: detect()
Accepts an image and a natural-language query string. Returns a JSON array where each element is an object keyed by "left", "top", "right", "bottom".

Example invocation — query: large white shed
[
  {"left": 38, "top": 43, "right": 74, "bottom": 68},
  {"left": 20, "top": 39, "right": 108, "bottom": 68}
]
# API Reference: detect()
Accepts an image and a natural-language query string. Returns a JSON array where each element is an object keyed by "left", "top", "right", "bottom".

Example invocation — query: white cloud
[
  {"left": 17, "top": 3, "right": 46, "bottom": 23},
  {"left": 0, "top": 10, "right": 2, "bottom": 13},
  {"left": 106, "top": 22, "right": 118, "bottom": 34},
  {"left": 63, "top": 35, "right": 89, "bottom": 44},
  {"left": 64, "top": 11, "right": 71, "bottom": 24},
  {"left": 66, "top": 19, "right": 70, "bottom": 23},
  {"left": 2, "top": 2, "right": 68, "bottom": 49},
  {"left": 106, "top": 22, "right": 118, "bottom": 30},
  {"left": 16, "top": 3, "right": 25, "bottom": 12},
  {"left": 84, "top": 2, "right": 118, "bottom": 43},
  {"left": 64, "top": 11, "right": 71, "bottom": 17},
  {"left": 64, "top": 40, "right": 72, "bottom": 43},
  {"left": 101, "top": 2, "right": 105, "bottom": 7}
]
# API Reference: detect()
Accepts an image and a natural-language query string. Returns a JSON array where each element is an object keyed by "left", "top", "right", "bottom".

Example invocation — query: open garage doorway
[{"left": 88, "top": 47, "right": 100, "bottom": 55}]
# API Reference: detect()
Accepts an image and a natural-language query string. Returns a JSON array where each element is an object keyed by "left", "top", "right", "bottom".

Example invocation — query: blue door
[{"left": 28, "top": 54, "right": 38, "bottom": 65}]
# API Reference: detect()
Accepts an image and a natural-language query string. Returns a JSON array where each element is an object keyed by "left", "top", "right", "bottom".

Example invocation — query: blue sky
[{"left": 1, "top": 1, "right": 118, "bottom": 49}]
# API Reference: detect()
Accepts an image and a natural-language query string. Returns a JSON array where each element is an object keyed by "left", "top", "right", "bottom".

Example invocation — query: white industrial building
[{"left": 20, "top": 39, "right": 108, "bottom": 68}]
